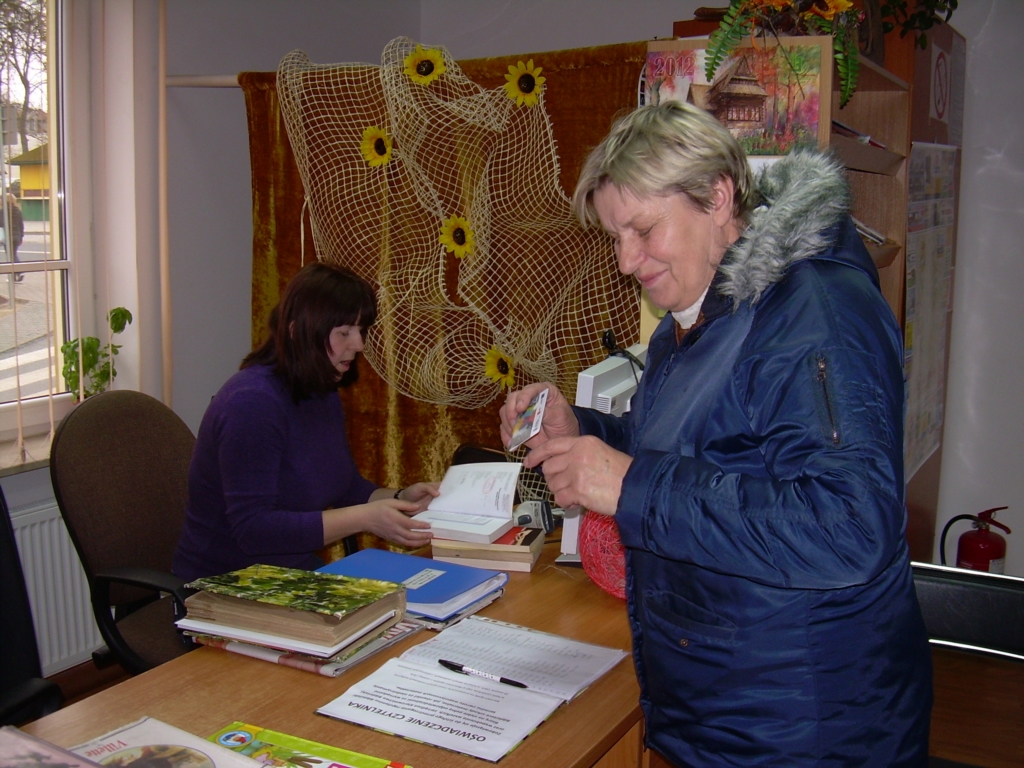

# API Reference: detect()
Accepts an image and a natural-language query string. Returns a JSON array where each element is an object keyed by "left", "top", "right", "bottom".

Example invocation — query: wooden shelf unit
[{"left": 832, "top": 57, "right": 911, "bottom": 324}]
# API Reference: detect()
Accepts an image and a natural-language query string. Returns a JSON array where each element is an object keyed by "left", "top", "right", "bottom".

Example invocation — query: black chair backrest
[
  {"left": 50, "top": 390, "right": 195, "bottom": 607},
  {"left": 912, "top": 562, "right": 1024, "bottom": 661},
  {"left": 451, "top": 443, "right": 508, "bottom": 466},
  {"left": 0, "top": 487, "right": 45, "bottom": 691}
]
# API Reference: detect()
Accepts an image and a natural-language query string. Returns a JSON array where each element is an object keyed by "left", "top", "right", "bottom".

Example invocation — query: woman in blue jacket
[{"left": 502, "top": 102, "right": 932, "bottom": 766}]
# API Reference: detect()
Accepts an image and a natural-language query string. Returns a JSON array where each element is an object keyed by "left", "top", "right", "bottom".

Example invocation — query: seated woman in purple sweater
[{"left": 173, "top": 263, "right": 437, "bottom": 582}]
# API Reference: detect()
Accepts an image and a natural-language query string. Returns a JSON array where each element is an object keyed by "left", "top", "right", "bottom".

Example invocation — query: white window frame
[{"left": 0, "top": 0, "right": 165, "bottom": 471}]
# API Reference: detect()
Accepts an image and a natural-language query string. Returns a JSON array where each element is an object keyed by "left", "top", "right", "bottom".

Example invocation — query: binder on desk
[{"left": 318, "top": 548, "right": 507, "bottom": 622}]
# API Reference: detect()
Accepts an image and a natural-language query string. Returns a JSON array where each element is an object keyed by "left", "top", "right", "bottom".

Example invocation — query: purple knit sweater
[{"left": 172, "top": 364, "right": 378, "bottom": 582}]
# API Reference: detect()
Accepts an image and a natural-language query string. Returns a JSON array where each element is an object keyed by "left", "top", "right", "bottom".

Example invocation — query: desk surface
[{"left": 25, "top": 544, "right": 641, "bottom": 768}]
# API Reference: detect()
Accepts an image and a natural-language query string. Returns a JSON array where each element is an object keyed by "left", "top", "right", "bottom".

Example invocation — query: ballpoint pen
[{"left": 438, "top": 659, "right": 528, "bottom": 688}]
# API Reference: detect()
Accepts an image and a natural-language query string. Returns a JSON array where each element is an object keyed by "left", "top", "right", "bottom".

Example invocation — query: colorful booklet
[
  {"left": 1, "top": 726, "right": 103, "bottom": 768},
  {"left": 189, "top": 618, "right": 424, "bottom": 677},
  {"left": 72, "top": 717, "right": 259, "bottom": 768},
  {"left": 318, "top": 549, "right": 507, "bottom": 622},
  {"left": 177, "top": 564, "right": 405, "bottom": 657},
  {"left": 317, "top": 616, "right": 628, "bottom": 762},
  {"left": 209, "top": 722, "right": 409, "bottom": 768}
]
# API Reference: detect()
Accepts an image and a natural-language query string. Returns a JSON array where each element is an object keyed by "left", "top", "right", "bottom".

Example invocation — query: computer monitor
[
  {"left": 574, "top": 343, "right": 648, "bottom": 416},
  {"left": 558, "top": 343, "right": 648, "bottom": 565}
]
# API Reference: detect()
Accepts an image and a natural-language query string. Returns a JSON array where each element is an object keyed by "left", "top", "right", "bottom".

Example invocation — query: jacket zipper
[{"left": 816, "top": 355, "right": 839, "bottom": 445}]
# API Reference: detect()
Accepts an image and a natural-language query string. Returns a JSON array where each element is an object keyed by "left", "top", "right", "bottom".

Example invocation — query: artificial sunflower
[
  {"left": 485, "top": 346, "right": 515, "bottom": 390},
  {"left": 806, "top": 0, "right": 853, "bottom": 20},
  {"left": 359, "top": 125, "right": 393, "bottom": 167},
  {"left": 403, "top": 44, "right": 446, "bottom": 86},
  {"left": 503, "top": 59, "right": 546, "bottom": 108},
  {"left": 438, "top": 215, "right": 475, "bottom": 258}
]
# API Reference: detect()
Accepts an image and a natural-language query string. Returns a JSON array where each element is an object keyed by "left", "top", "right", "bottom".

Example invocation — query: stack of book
[
  {"left": 431, "top": 525, "right": 545, "bottom": 572},
  {"left": 319, "top": 548, "right": 508, "bottom": 629},
  {"left": 176, "top": 564, "right": 413, "bottom": 676}
]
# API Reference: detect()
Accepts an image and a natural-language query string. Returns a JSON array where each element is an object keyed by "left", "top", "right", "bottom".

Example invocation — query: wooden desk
[{"left": 24, "top": 544, "right": 644, "bottom": 768}]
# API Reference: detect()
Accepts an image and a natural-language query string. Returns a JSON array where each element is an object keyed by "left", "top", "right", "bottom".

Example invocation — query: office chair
[
  {"left": 912, "top": 562, "right": 1024, "bottom": 661},
  {"left": 0, "top": 487, "right": 63, "bottom": 725},
  {"left": 50, "top": 390, "right": 198, "bottom": 676}
]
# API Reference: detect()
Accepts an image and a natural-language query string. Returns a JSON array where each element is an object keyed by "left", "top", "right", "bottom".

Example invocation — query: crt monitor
[{"left": 574, "top": 343, "right": 648, "bottom": 417}]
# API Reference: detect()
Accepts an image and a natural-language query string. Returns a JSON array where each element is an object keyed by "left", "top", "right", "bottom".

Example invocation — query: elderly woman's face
[{"left": 593, "top": 184, "right": 728, "bottom": 313}]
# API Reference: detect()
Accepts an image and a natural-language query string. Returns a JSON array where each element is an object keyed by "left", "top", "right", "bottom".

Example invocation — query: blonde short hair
[{"left": 572, "top": 101, "right": 754, "bottom": 226}]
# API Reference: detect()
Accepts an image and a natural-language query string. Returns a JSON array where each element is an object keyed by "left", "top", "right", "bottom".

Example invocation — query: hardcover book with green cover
[
  {"left": 180, "top": 565, "right": 405, "bottom": 649},
  {"left": 186, "top": 564, "right": 402, "bottom": 616},
  {"left": 209, "top": 722, "right": 410, "bottom": 768}
]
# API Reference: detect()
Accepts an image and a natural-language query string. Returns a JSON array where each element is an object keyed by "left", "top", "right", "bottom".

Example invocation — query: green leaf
[
  {"left": 108, "top": 307, "right": 133, "bottom": 334},
  {"left": 705, "top": 1, "right": 753, "bottom": 83}
]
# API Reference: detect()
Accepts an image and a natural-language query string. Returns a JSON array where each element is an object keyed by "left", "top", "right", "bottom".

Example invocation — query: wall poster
[
  {"left": 904, "top": 142, "right": 957, "bottom": 480},
  {"left": 643, "top": 36, "right": 832, "bottom": 169}
]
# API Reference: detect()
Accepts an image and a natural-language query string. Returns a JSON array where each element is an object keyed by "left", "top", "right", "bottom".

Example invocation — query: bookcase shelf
[
  {"left": 833, "top": 54, "right": 910, "bottom": 324},
  {"left": 830, "top": 133, "right": 905, "bottom": 176}
]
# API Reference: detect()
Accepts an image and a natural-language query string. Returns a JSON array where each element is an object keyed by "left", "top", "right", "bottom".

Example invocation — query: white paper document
[
  {"left": 317, "top": 616, "right": 627, "bottom": 761},
  {"left": 401, "top": 616, "right": 627, "bottom": 701},
  {"left": 319, "top": 658, "right": 560, "bottom": 762},
  {"left": 413, "top": 462, "right": 522, "bottom": 543}
]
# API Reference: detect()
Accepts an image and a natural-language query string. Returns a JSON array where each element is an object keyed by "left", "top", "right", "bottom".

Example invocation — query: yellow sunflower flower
[
  {"left": 359, "top": 125, "right": 393, "bottom": 167},
  {"left": 404, "top": 44, "right": 446, "bottom": 86},
  {"left": 485, "top": 346, "right": 515, "bottom": 390},
  {"left": 806, "top": 0, "right": 853, "bottom": 20},
  {"left": 438, "top": 215, "right": 475, "bottom": 258},
  {"left": 503, "top": 59, "right": 546, "bottom": 108}
]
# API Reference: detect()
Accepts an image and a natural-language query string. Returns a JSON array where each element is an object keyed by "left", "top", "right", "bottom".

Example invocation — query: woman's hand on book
[
  {"left": 397, "top": 482, "right": 441, "bottom": 510},
  {"left": 364, "top": 500, "right": 434, "bottom": 548},
  {"left": 500, "top": 383, "right": 579, "bottom": 450},
  {"left": 323, "top": 499, "right": 433, "bottom": 549}
]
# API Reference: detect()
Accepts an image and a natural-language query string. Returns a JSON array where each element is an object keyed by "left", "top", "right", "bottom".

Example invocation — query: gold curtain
[{"left": 239, "top": 41, "right": 646, "bottom": 556}]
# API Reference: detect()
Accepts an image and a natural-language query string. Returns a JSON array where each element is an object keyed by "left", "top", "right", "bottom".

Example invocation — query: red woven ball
[{"left": 578, "top": 510, "right": 626, "bottom": 600}]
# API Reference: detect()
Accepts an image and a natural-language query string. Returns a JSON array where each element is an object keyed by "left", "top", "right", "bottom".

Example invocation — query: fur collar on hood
[{"left": 717, "top": 151, "right": 850, "bottom": 306}]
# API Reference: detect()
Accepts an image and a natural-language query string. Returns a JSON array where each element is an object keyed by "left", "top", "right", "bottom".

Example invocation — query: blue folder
[{"left": 318, "top": 549, "right": 507, "bottom": 622}]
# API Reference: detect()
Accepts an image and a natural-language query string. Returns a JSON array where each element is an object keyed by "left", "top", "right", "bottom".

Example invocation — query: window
[{"left": 0, "top": 0, "right": 72, "bottom": 470}]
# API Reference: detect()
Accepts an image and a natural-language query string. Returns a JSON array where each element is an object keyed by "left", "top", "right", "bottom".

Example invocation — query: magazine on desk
[
  {"left": 71, "top": 717, "right": 259, "bottom": 768},
  {"left": 208, "top": 721, "right": 409, "bottom": 768},
  {"left": 317, "top": 616, "right": 628, "bottom": 762},
  {"left": 0, "top": 726, "right": 102, "bottom": 768},
  {"left": 412, "top": 462, "right": 522, "bottom": 543},
  {"left": 190, "top": 618, "right": 424, "bottom": 677}
]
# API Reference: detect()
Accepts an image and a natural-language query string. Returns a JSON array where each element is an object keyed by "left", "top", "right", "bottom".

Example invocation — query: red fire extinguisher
[{"left": 939, "top": 506, "right": 1012, "bottom": 574}]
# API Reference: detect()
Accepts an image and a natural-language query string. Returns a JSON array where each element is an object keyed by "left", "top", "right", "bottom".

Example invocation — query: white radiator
[{"left": 11, "top": 503, "right": 103, "bottom": 676}]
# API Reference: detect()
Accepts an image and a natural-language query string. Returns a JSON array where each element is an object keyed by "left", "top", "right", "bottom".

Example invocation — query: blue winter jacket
[{"left": 574, "top": 154, "right": 932, "bottom": 767}]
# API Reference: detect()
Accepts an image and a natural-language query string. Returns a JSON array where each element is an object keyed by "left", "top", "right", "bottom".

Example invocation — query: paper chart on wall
[{"left": 904, "top": 143, "right": 957, "bottom": 480}]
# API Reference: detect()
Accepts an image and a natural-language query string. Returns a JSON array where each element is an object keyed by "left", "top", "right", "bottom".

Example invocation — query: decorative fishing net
[{"left": 276, "top": 37, "right": 638, "bottom": 411}]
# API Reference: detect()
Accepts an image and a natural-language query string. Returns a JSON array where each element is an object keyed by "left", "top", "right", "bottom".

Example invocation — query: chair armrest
[{"left": 93, "top": 566, "right": 195, "bottom": 611}]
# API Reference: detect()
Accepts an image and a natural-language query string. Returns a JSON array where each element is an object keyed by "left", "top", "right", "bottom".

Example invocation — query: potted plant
[{"left": 61, "top": 307, "right": 133, "bottom": 399}]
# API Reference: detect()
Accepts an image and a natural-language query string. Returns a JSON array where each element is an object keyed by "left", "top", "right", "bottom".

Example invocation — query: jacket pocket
[
  {"left": 641, "top": 589, "right": 738, "bottom": 646},
  {"left": 814, "top": 353, "right": 841, "bottom": 445}
]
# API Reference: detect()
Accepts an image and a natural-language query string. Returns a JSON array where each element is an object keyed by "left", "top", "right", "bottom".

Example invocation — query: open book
[
  {"left": 317, "top": 616, "right": 627, "bottom": 762},
  {"left": 412, "top": 462, "right": 522, "bottom": 543}
]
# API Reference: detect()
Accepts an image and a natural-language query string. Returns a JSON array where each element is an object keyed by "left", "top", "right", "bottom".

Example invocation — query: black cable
[
  {"left": 938, "top": 514, "right": 978, "bottom": 566},
  {"left": 601, "top": 329, "right": 644, "bottom": 386}
]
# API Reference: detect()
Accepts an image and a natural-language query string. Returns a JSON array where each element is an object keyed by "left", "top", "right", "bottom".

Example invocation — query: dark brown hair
[{"left": 242, "top": 262, "right": 377, "bottom": 400}]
